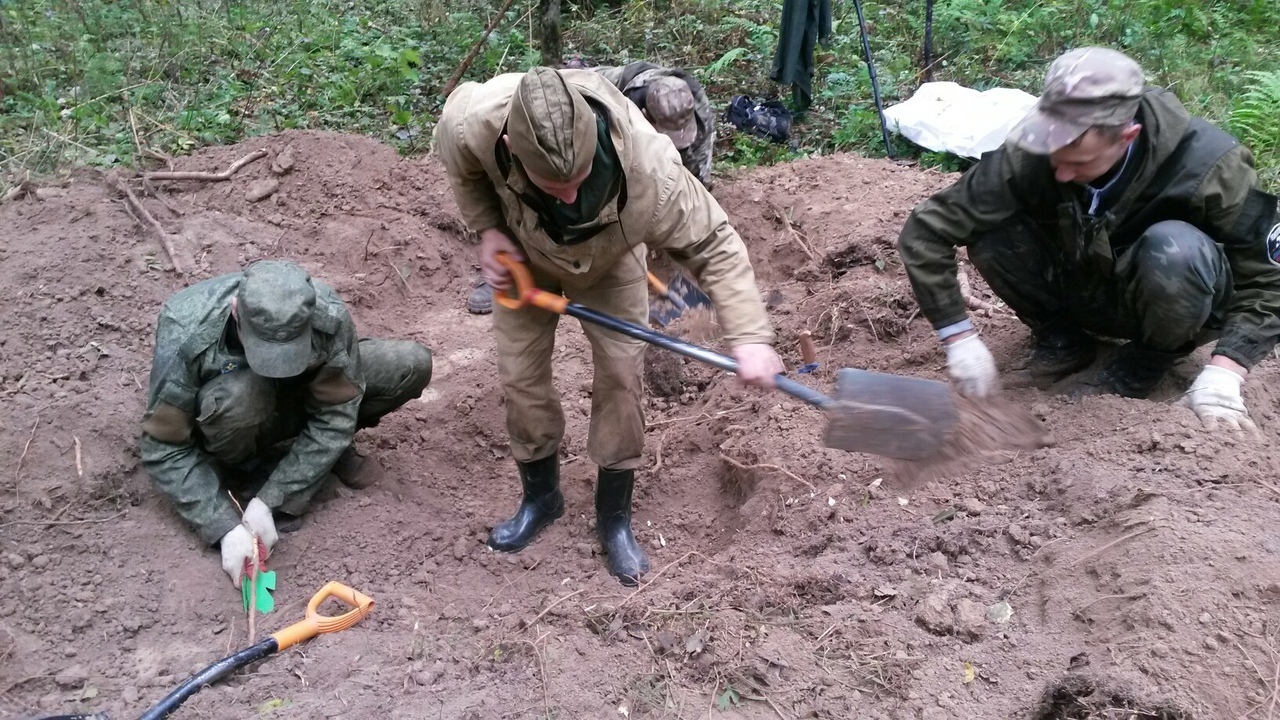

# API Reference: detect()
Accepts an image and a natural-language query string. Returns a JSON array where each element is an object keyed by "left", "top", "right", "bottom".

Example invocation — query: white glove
[
  {"left": 1179, "top": 365, "right": 1258, "bottom": 434},
  {"left": 242, "top": 497, "right": 279, "bottom": 552},
  {"left": 220, "top": 525, "right": 255, "bottom": 588},
  {"left": 945, "top": 334, "right": 999, "bottom": 397}
]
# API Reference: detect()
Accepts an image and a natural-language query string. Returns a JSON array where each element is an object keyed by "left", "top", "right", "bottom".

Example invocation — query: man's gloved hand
[
  {"left": 1179, "top": 365, "right": 1259, "bottom": 434},
  {"left": 945, "top": 334, "right": 999, "bottom": 397},
  {"left": 242, "top": 497, "right": 279, "bottom": 552},
  {"left": 220, "top": 525, "right": 255, "bottom": 588}
]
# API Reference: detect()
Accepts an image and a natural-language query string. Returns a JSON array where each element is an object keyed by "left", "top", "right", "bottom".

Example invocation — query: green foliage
[
  {"left": 2, "top": 0, "right": 1279, "bottom": 187},
  {"left": 1229, "top": 71, "right": 1280, "bottom": 189},
  {"left": 0, "top": 0, "right": 533, "bottom": 177}
]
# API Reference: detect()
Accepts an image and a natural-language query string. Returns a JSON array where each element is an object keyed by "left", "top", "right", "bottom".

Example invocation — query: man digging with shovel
[
  {"left": 435, "top": 66, "right": 783, "bottom": 586},
  {"left": 899, "top": 47, "right": 1280, "bottom": 432},
  {"left": 140, "top": 260, "right": 433, "bottom": 587}
]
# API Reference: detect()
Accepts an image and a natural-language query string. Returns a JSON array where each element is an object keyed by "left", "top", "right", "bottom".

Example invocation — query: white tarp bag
[{"left": 882, "top": 81, "right": 1039, "bottom": 159}]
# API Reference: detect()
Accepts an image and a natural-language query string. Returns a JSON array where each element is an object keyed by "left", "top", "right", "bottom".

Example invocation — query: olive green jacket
[
  {"left": 433, "top": 70, "right": 773, "bottom": 347},
  {"left": 899, "top": 87, "right": 1280, "bottom": 367},
  {"left": 140, "top": 274, "right": 364, "bottom": 545}
]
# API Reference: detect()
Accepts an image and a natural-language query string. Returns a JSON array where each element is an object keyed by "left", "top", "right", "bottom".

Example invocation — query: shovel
[
  {"left": 136, "top": 582, "right": 374, "bottom": 720},
  {"left": 647, "top": 269, "right": 713, "bottom": 327},
  {"left": 496, "top": 254, "right": 957, "bottom": 460}
]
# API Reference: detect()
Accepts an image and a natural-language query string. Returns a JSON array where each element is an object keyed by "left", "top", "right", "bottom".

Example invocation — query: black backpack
[{"left": 724, "top": 95, "right": 793, "bottom": 143}]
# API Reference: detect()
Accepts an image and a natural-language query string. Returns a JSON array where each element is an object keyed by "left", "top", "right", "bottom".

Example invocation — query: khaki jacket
[{"left": 434, "top": 71, "right": 772, "bottom": 346}]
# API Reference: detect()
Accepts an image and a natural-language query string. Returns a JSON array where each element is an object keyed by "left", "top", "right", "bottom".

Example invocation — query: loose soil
[{"left": 2, "top": 130, "right": 1279, "bottom": 720}]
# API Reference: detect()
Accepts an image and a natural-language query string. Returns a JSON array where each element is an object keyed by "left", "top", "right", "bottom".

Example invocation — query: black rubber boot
[
  {"left": 487, "top": 455, "right": 564, "bottom": 552},
  {"left": 595, "top": 468, "right": 650, "bottom": 587},
  {"left": 1021, "top": 326, "right": 1097, "bottom": 377},
  {"left": 1073, "top": 342, "right": 1186, "bottom": 399}
]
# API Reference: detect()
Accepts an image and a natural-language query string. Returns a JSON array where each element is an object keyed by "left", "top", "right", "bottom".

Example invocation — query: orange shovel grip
[
  {"left": 270, "top": 581, "right": 375, "bottom": 652},
  {"left": 493, "top": 253, "right": 569, "bottom": 314}
]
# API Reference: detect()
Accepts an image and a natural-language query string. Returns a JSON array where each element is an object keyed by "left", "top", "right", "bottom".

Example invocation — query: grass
[{"left": 2, "top": 0, "right": 1279, "bottom": 190}]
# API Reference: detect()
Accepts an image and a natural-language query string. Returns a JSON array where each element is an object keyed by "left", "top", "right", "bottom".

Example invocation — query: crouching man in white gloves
[{"left": 895, "top": 47, "right": 1279, "bottom": 434}]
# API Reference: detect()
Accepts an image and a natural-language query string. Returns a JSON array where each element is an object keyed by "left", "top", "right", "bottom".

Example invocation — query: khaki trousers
[{"left": 494, "top": 251, "right": 647, "bottom": 470}]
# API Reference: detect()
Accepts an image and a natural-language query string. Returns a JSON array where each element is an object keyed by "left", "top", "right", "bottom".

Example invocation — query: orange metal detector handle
[
  {"left": 493, "top": 252, "right": 569, "bottom": 314},
  {"left": 270, "top": 581, "right": 375, "bottom": 651}
]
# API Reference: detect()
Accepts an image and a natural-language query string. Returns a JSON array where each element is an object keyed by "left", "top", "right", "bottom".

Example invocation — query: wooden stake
[
  {"left": 798, "top": 331, "right": 817, "bottom": 364},
  {"left": 72, "top": 436, "right": 82, "bottom": 478},
  {"left": 247, "top": 538, "right": 259, "bottom": 644},
  {"left": 143, "top": 149, "right": 267, "bottom": 182}
]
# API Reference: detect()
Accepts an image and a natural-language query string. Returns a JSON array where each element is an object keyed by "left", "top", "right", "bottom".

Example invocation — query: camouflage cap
[
  {"left": 507, "top": 67, "right": 597, "bottom": 182},
  {"left": 645, "top": 76, "right": 697, "bottom": 150},
  {"left": 1009, "top": 47, "right": 1144, "bottom": 154},
  {"left": 236, "top": 260, "right": 316, "bottom": 379}
]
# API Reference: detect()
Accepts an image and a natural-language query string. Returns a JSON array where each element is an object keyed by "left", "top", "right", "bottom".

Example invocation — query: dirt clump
[{"left": 1, "top": 134, "right": 1276, "bottom": 719}]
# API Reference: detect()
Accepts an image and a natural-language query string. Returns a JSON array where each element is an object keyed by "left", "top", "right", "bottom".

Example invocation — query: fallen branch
[
  {"left": 1068, "top": 524, "right": 1158, "bottom": 568},
  {"left": 957, "top": 268, "right": 997, "bottom": 313},
  {"left": 107, "top": 174, "right": 185, "bottom": 275},
  {"left": 719, "top": 453, "right": 817, "bottom": 493},
  {"left": 0, "top": 510, "right": 127, "bottom": 529},
  {"left": 520, "top": 588, "right": 584, "bottom": 630},
  {"left": 143, "top": 149, "right": 267, "bottom": 182},
  {"left": 771, "top": 204, "right": 817, "bottom": 260},
  {"left": 442, "top": 0, "right": 519, "bottom": 97}
]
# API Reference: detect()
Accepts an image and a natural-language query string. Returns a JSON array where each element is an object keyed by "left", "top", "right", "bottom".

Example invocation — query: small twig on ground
[
  {"left": 719, "top": 453, "right": 817, "bottom": 493},
  {"left": 142, "top": 178, "right": 185, "bottom": 216},
  {"left": 387, "top": 258, "right": 411, "bottom": 295},
  {"left": 617, "top": 552, "right": 697, "bottom": 609},
  {"left": 108, "top": 174, "right": 184, "bottom": 274},
  {"left": 1071, "top": 592, "right": 1146, "bottom": 619},
  {"left": 442, "top": 0, "right": 519, "bottom": 97},
  {"left": 0, "top": 510, "right": 127, "bottom": 529},
  {"left": 652, "top": 429, "right": 669, "bottom": 476},
  {"left": 15, "top": 416, "right": 39, "bottom": 494},
  {"left": 73, "top": 436, "right": 82, "bottom": 478},
  {"left": 771, "top": 204, "right": 816, "bottom": 260},
  {"left": 143, "top": 149, "right": 268, "bottom": 182},
  {"left": 646, "top": 403, "right": 751, "bottom": 429},
  {"left": 521, "top": 588, "right": 584, "bottom": 629},
  {"left": 515, "top": 638, "right": 551, "bottom": 717},
  {"left": 1068, "top": 524, "right": 1158, "bottom": 567}
]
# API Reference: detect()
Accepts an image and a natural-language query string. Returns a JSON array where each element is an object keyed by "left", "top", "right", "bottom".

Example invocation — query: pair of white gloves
[
  {"left": 944, "top": 334, "right": 1257, "bottom": 432},
  {"left": 219, "top": 498, "right": 279, "bottom": 588}
]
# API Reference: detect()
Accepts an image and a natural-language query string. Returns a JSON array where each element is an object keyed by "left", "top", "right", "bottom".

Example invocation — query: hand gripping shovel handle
[
  {"left": 138, "top": 582, "right": 374, "bottom": 720},
  {"left": 494, "top": 253, "right": 832, "bottom": 409}
]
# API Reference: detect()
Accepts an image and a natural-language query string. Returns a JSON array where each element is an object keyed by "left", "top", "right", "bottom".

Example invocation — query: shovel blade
[
  {"left": 823, "top": 369, "right": 958, "bottom": 460},
  {"left": 649, "top": 270, "right": 714, "bottom": 327}
]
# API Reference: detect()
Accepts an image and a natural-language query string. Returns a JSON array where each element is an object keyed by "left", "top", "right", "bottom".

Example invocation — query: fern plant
[{"left": 1229, "top": 70, "right": 1280, "bottom": 167}]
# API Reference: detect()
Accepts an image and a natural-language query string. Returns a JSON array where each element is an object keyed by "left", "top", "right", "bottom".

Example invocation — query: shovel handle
[
  {"left": 646, "top": 271, "right": 689, "bottom": 311},
  {"left": 493, "top": 253, "right": 569, "bottom": 314},
  {"left": 271, "top": 581, "right": 375, "bottom": 651},
  {"left": 493, "top": 254, "right": 834, "bottom": 410}
]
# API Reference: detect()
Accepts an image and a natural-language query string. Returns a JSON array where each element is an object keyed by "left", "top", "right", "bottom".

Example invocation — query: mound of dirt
[{"left": 2, "top": 133, "right": 1278, "bottom": 719}]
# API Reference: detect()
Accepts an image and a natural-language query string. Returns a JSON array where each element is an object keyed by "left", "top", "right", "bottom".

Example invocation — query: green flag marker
[{"left": 241, "top": 570, "right": 277, "bottom": 613}]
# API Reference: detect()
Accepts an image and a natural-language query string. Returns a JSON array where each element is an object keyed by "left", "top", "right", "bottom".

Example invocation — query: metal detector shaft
[{"left": 852, "top": 0, "right": 894, "bottom": 158}]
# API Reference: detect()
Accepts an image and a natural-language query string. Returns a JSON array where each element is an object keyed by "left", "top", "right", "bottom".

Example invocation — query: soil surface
[{"left": 2, "top": 131, "right": 1279, "bottom": 720}]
